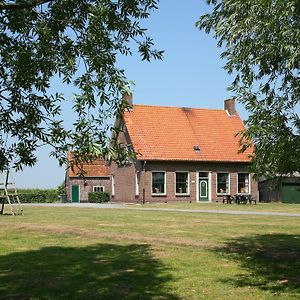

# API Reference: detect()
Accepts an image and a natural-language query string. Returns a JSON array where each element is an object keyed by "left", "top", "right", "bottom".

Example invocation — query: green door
[
  {"left": 199, "top": 179, "right": 209, "bottom": 201},
  {"left": 71, "top": 185, "right": 80, "bottom": 203},
  {"left": 282, "top": 184, "right": 300, "bottom": 204}
]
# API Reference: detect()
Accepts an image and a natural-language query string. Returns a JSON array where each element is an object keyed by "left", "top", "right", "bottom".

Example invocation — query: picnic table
[{"left": 222, "top": 194, "right": 256, "bottom": 205}]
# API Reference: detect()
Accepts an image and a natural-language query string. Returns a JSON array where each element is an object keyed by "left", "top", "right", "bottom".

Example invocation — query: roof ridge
[{"left": 132, "top": 104, "right": 225, "bottom": 112}]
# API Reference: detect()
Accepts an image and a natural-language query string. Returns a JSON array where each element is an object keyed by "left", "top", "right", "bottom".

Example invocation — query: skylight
[{"left": 193, "top": 145, "right": 200, "bottom": 152}]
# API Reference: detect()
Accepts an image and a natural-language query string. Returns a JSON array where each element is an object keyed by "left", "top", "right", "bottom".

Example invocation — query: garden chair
[{"left": 222, "top": 195, "right": 234, "bottom": 204}]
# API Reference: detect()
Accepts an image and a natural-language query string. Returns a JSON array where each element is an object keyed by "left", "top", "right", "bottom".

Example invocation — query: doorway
[
  {"left": 71, "top": 185, "right": 80, "bottom": 202},
  {"left": 199, "top": 172, "right": 210, "bottom": 202}
]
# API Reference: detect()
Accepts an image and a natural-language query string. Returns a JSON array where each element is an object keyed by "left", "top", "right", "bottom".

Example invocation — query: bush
[
  {"left": 18, "top": 189, "right": 59, "bottom": 203},
  {"left": 88, "top": 192, "right": 110, "bottom": 203},
  {"left": 57, "top": 182, "right": 66, "bottom": 195}
]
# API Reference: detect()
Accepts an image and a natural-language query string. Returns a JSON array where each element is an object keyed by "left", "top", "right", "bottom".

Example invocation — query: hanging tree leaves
[
  {"left": 0, "top": 0, "right": 163, "bottom": 171},
  {"left": 197, "top": 0, "right": 300, "bottom": 178}
]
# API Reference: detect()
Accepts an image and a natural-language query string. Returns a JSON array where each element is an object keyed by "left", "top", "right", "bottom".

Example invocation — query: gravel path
[{"left": 23, "top": 203, "right": 300, "bottom": 217}]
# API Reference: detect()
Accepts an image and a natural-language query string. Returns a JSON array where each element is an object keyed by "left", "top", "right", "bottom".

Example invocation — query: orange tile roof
[
  {"left": 67, "top": 153, "right": 110, "bottom": 177},
  {"left": 123, "top": 104, "right": 253, "bottom": 162}
]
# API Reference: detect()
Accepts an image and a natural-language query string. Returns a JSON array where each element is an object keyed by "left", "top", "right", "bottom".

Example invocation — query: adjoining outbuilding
[{"left": 66, "top": 153, "right": 110, "bottom": 203}]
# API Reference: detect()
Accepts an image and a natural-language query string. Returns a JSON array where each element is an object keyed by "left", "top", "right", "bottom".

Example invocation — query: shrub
[
  {"left": 88, "top": 192, "right": 110, "bottom": 203},
  {"left": 18, "top": 189, "right": 59, "bottom": 203},
  {"left": 57, "top": 182, "right": 66, "bottom": 195}
]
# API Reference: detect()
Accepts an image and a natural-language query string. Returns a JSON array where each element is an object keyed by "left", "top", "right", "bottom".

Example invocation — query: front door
[
  {"left": 71, "top": 185, "right": 80, "bottom": 202},
  {"left": 199, "top": 172, "right": 209, "bottom": 202}
]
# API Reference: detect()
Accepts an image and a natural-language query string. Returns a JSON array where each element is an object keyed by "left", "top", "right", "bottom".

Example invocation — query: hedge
[
  {"left": 18, "top": 189, "right": 60, "bottom": 203},
  {"left": 88, "top": 192, "right": 110, "bottom": 203}
]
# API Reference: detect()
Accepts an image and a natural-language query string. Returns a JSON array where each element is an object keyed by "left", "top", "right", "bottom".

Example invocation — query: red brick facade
[
  {"left": 65, "top": 153, "right": 110, "bottom": 202},
  {"left": 111, "top": 160, "right": 258, "bottom": 203},
  {"left": 66, "top": 177, "right": 110, "bottom": 202}
]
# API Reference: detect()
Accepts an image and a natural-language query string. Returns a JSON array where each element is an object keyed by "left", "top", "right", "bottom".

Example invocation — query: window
[
  {"left": 93, "top": 186, "right": 104, "bottom": 192},
  {"left": 152, "top": 172, "right": 166, "bottom": 195},
  {"left": 175, "top": 172, "right": 189, "bottom": 194},
  {"left": 111, "top": 175, "right": 115, "bottom": 196},
  {"left": 238, "top": 173, "right": 250, "bottom": 194},
  {"left": 199, "top": 172, "right": 209, "bottom": 178},
  {"left": 135, "top": 172, "right": 140, "bottom": 196},
  {"left": 217, "top": 173, "right": 229, "bottom": 194}
]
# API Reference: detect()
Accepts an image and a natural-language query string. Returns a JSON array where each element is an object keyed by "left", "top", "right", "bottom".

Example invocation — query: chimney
[
  {"left": 123, "top": 92, "right": 133, "bottom": 106},
  {"left": 224, "top": 98, "right": 236, "bottom": 116}
]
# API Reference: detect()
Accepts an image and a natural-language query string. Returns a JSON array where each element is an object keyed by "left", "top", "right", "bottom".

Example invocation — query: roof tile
[
  {"left": 67, "top": 153, "right": 110, "bottom": 177},
  {"left": 123, "top": 104, "right": 253, "bottom": 162}
]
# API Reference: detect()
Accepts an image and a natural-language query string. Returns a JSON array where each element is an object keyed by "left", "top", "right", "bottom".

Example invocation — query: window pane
[
  {"left": 217, "top": 173, "right": 229, "bottom": 193},
  {"left": 176, "top": 172, "right": 188, "bottom": 194},
  {"left": 152, "top": 172, "right": 165, "bottom": 194},
  {"left": 136, "top": 172, "right": 140, "bottom": 196},
  {"left": 93, "top": 186, "right": 104, "bottom": 192},
  {"left": 238, "top": 173, "right": 249, "bottom": 193},
  {"left": 199, "top": 172, "right": 208, "bottom": 178}
]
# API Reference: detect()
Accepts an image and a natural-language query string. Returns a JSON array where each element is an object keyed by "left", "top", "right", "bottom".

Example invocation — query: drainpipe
[{"left": 142, "top": 161, "right": 147, "bottom": 204}]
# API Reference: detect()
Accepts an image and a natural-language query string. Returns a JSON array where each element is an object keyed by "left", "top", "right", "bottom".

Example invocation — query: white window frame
[
  {"left": 135, "top": 171, "right": 140, "bottom": 196},
  {"left": 93, "top": 186, "right": 105, "bottom": 192},
  {"left": 111, "top": 175, "right": 115, "bottom": 196},
  {"left": 175, "top": 171, "right": 190, "bottom": 196},
  {"left": 237, "top": 173, "right": 251, "bottom": 194},
  {"left": 151, "top": 171, "right": 166, "bottom": 196},
  {"left": 216, "top": 172, "right": 230, "bottom": 195}
]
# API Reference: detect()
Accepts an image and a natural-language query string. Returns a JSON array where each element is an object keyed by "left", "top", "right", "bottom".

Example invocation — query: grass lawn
[
  {"left": 134, "top": 201, "right": 300, "bottom": 214},
  {"left": 0, "top": 205, "right": 300, "bottom": 299}
]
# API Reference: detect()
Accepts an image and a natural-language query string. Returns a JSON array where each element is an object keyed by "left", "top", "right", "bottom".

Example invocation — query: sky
[{"left": 14, "top": 0, "right": 249, "bottom": 189}]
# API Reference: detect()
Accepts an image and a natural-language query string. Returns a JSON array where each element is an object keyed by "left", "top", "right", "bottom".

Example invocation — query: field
[{"left": 0, "top": 205, "right": 300, "bottom": 299}]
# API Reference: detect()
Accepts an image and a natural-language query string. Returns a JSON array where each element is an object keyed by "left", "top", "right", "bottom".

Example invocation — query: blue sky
[{"left": 15, "top": 0, "right": 249, "bottom": 188}]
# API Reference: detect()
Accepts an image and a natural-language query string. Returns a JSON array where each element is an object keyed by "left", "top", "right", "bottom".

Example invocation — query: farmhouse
[
  {"left": 66, "top": 153, "right": 110, "bottom": 202},
  {"left": 110, "top": 97, "right": 259, "bottom": 203}
]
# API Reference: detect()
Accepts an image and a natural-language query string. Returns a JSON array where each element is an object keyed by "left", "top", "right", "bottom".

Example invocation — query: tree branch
[{"left": 0, "top": 0, "right": 51, "bottom": 10}]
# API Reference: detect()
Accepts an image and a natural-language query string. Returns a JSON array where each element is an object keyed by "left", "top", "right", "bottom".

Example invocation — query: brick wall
[
  {"left": 110, "top": 119, "right": 142, "bottom": 202},
  {"left": 67, "top": 177, "right": 110, "bottom": 202},
  {"left": 110, "top": 162, "right": 139, "bottom": 202},
  {"left": 139, "top": 161, "right": 258, "bottom": 203}
]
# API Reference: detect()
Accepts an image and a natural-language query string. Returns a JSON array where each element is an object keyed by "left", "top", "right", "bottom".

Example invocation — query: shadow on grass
[
  {"left": 0, "top": 243, "right": 178, "bottom": 299},
  {"left": 214, "top": 234, "right": 300, "bottom": 295}
]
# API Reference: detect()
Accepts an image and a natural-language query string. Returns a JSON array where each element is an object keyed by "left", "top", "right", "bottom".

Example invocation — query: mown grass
[
  {"left": 0, "top": 206, "right": 299, "bottom": 299},
  {"left": 135, "top": 201, "right": 300, "bottom": 214}
]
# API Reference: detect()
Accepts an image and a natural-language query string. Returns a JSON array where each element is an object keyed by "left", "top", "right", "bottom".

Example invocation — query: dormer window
[{"left": 193, "top": 145, "right": 200, "bottom": 152}]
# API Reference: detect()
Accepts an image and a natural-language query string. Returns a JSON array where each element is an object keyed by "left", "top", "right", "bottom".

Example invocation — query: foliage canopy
[
  {"left": 198, "top": 0, "right": 300, "bottom": 178},
  {"left": 0, "top": 0, "right": 162, "bottom": 171}
]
